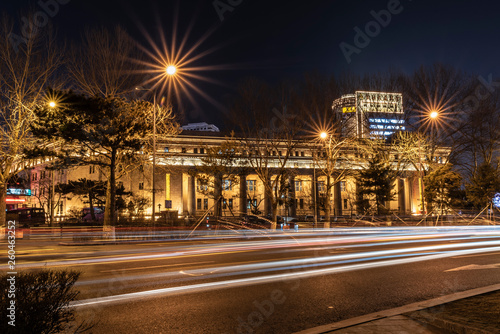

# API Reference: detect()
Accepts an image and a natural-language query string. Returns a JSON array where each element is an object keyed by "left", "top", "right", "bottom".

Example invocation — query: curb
[
  {"left": 294, "top": 283, "right": 500, "bottom": 334},
  {"left": 408, "top": 313, "right": 492, "bottom": 334}
]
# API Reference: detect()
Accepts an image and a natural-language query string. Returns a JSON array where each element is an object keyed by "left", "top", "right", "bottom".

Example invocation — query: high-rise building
[{"left": 332, "top": 91, "right": 405, "bottom": 139}]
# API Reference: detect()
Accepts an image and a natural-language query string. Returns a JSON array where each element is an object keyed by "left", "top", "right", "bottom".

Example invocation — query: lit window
[
  {"left": 247, "top": 180, "right": 256, "bottom": 191},
  {"left": 223, "top": 179, "right": 233, "bottom": 191}
]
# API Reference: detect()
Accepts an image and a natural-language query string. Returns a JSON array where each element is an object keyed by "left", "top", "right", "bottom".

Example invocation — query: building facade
[
  {"left": 11, "top": 91, "right": 450, "bottom": 220},
  {"left": 19, "top": 132, "right": 448, "bottom": 220}
]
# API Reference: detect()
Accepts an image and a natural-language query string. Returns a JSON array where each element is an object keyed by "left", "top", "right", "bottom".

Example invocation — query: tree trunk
[
  {"left": 0, "top": 183, "right": 6, "bottom": 227},
  {"left": 213, "top": 173, "right": 222, "bottom": 219},
  {"left": 49, "top": 172, "right": 55, "bottom": 227},
  {"left": 324, "top": 176, "right": 331, "bottom": 229},
  {"left": 104, "top": 150, "right": 117, "bottom": 226},
  {"left": 271, "top": 201, "right": 278, "bottom": 230}
]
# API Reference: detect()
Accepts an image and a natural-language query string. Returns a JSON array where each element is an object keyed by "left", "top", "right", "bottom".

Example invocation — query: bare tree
[
  {"left": 229, "top": 79, "right": 305, "bottom": 229},
  {"left": 67, "top": 26, "right": 143, "bottom": 98},
  {"left": 191, "top": 134, "right": 243, "bottom": 218},
  {"left": 0, "top": 13, "right": 63, "bottom": 225},
  {"left": 50, "top": 26, "right": 179, "bottom": 226}
]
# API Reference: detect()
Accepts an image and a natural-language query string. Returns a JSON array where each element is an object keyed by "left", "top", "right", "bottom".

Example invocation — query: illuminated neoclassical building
[{"left": 11, "top": 92, "right": 449, "bottom": 219}]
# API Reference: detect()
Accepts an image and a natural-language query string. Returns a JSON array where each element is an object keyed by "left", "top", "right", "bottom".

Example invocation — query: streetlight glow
[
  {"left": 320, "top": 132, "right": 328, "bottom": 140},
  {"left": 49, "top": 101, "right": 56, "bottom": 108},
  {"left": 430, "top": 111, "right": 438, "bottom": 119},
  {"left": 166, "top": 65, "right": 176, "bottom": 76}
]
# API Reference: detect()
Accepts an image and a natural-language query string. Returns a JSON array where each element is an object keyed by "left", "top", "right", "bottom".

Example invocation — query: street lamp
[
  {"left": 138, "top": 66, "right": 177, "bottom": 228},
  {"left": 419, "top": 110, "right": 440, "bottom": 215},
  {"left": 48, "top": 100, "right": 58, "bottom": 226},
  {"left": 312, "top": 131, "right": 329, "bottom": 227}
]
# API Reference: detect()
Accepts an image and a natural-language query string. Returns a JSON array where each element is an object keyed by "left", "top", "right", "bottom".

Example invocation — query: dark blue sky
[{"left": 4, "top": 0, "right": 500, "bottom": 122}]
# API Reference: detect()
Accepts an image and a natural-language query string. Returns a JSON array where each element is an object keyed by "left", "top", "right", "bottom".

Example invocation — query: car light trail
[
  {"left": 14, "top": 228, "right": 500, "bottom": 269},
  {"left": 72, "top": 245, "right": 500, "bottom": 308},
  {"left": 74, "top": 239, "right": 500, "bottom": 287}
]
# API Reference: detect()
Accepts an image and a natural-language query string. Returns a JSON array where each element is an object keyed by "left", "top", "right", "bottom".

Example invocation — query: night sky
[{"left": 3, "top": 0, "right": 500, "bottom": 124}]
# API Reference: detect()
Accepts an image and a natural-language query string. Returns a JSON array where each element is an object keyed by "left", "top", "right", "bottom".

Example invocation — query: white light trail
[{"left": 72, "top": 245, "right": 500, "bottom": 308}]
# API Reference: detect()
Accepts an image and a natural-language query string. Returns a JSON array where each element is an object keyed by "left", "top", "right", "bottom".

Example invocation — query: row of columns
[{"left": 179, "top": 171, "right": 412, "bottom": 216}]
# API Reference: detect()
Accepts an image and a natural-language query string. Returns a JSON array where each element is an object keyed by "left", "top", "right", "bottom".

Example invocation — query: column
[
  {"left": 239, "top": 172, "right": 247, "bottom": 216},
  {"left": 355, "top": 180, "right": 364, "bottom": 215},
  {"left": 398, "top": 177, "right": 406, "bottom": 215},
  {"left": 289, "top": 175, "right": 296, "bottom": 217},
  {"left": 188, "top": 174, "right": 196, "bottom": 215},
  {"left": 334, "top": 181, "right": 342, "bottom": 216},
  {"left": 310, "top": 172, "right": 318, "bottom": 218},
  {"left": 181, "top": 172, "right": 189, "bottom": 215}
]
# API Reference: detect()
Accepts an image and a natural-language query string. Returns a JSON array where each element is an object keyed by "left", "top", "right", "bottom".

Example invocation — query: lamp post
[
  {"left": 48, "top": 101, "right": 57, "bottom": 227},
  {"left": 136, "top": 65, "right": 176, "bottom": 228},
  {"left": 312, "top": 132, "right": 329, "bottom": 228},
  {"left": 419, "top": 110, "right": 439, "bottom": 215}
]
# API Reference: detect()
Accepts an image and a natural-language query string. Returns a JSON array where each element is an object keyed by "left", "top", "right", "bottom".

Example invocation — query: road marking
[
  {"left": 445, "top": 263, "right": 500, "bottom": 272},
  {"left": 100, "top": 261, "right": 214, "bottom": 273},
  {"left": 452, "top": 251, "right": 500, "bottom": 259}
]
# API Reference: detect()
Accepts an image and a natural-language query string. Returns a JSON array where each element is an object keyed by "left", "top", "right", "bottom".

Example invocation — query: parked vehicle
[
  {"left": 81, "top": 207, "right": 105, "bottom": 222},
  {"left": 6, "top": 208, "right": 46, "bottom": 227}
]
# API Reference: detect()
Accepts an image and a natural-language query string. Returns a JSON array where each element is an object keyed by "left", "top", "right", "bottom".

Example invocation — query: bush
[{"left": 0, "top": 269, "right": 91, "bottom": 334}]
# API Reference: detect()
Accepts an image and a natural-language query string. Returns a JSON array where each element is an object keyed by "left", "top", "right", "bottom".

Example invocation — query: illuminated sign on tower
[{"left": 332, "top": 91, "right": 405, "bottom": 139}]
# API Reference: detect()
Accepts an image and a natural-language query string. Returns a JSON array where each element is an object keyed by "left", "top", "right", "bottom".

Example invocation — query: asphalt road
[{"left": 3, "top": 226, "right": 500, "bottom": 333}]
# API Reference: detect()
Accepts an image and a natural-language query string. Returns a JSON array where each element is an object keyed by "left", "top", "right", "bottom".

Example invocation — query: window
[
  {"left": 139, "top": 182, "right": 144, "bottom": 190},
  {"left": 89, "top": 165, "right": 96, "bottom": 174},
  {"left": 197, "top": 179, "right": 208, "bottom": 192},
  {"left": 200, "top": 148, "right": 205, "bottom": 154},
  {"left": 301, "top": 152, "right": 305, "bottom": 157},
  {"left": 223, "top": 179, "right": 232, "bottom": 191},
  {"left": 344, "top": 199, "right": 348, "bottom": 209},
  {"left": 247, "top": 180, "right": 256, "bottom": 191},
  {"left": 295, "top": 151, "right": 299, "bottom": 157},
  {"left": 295, "top": 180, "right": 303, "bottom": 192},
  {"left": 340, "top": 181, "right": 346, "bottom": 192},
  {"left": 181, "top": 148, "right": 186, "bottom": 153},
  {"left": 194, "top": 148, "right": 198, "bottom": 154},
  {"left": 299, "top": 198, "right": 304, "bottom": 209},
  {"left": 197, "top": 198, "right": 202, "bottom": 210},
  {"left": 203, "top": 199, "right": 208, "bottom": 210},
  {"left": 223, "top": 199, "right": 227, "bottom": 210},
  {"left": 164, "top": 147, "right": 169, "bottom": 153},
  {"left": 318, "top": 181, "right": 325, "bottom": 192},
  {"left": 247, "top": 199, "right": 257, "bottom": 210}
]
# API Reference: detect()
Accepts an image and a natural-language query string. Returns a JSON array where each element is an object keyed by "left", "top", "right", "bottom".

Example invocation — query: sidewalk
[{"left": 295, "top": 283, "right": 500, "bottom": 334}]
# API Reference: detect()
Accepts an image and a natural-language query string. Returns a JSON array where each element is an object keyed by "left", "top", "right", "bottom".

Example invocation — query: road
[{"left": 2, "top": 226, "right": 500, "bottom": 333}]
